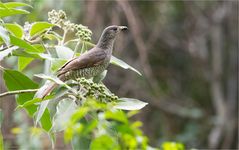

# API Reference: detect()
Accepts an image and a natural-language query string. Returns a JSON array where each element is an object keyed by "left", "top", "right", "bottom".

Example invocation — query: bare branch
[{"left": 0, "top": 89, "right": 38, "bottom": 98}]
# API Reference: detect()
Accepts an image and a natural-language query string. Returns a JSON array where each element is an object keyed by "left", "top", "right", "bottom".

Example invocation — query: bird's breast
[{"left": 65, "top": 62, "right": 109, "bottom": 80}]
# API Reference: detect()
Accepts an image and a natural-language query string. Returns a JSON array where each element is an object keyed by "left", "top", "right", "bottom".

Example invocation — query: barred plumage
[{"left": 64, "top": 63, "right": 109, "bottom": 81}]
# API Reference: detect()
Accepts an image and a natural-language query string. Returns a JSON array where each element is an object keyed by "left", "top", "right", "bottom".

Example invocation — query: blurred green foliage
[{"left": 162, "top": 142, "right": 184, "bottom": 150}]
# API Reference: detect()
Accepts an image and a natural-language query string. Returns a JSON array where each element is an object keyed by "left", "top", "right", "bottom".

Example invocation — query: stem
[
  {"left": 85, "top": 43, "right": 88, "bottom": 52},
  {"left": 73, "top": 40, "right": 81, "bottom": 57},
  {"left": 61, "top": 29, "right": 68, "bottom": 46},
  {"left": 80, "top": 41, "right": 85, "bottom": 54},
  {"left": 0, "top": 45, "right": 14, "bottom": 52},
  {"left": 0, "top": 89, "right": 38, "bottom": 98}
]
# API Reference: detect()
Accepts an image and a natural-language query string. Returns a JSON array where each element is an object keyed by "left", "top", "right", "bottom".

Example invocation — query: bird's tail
[{"left": 35, "top": 81, "right": 57, "bottom": 99}]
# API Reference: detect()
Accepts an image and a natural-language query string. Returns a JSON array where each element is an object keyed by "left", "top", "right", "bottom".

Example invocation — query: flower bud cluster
[
  {"left": 48, "top": 10, "right": 92, "bottom": 41},
  {"left": 48, "top": 10, "right": 74, "bottom": 31},
  {"left": 77, "top": 78, "right": 118, "bottom": 103},
  {"left": 75, "top": 24, "right": 92, "bottom": 42},
  {"left": 48, "top": 10, "right": 66, "bottom": 25}
]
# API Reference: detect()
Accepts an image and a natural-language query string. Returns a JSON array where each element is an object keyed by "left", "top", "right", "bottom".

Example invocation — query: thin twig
[
  {"left": 61, "top": 29, "right": 67, "bottom": 45},
  {"left": 0, "top": 45, "right": 14, "bottom": 52},
  {"left": 0, "top": 65, "right": 5, "bottom": 70},
  {"left": 80, "top": 41, "right": 85, "bottom": 54},
  {"left": 73, "top": 39, "right": 81, "bottom": 57},
  {"left": 0, "top": 89, "right": 38, "bottom": 98}
]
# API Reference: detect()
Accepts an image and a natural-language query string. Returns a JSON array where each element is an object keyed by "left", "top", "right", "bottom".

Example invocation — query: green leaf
[
  {"left": 0, "top": 46, "right": 18, "bottom": 61},
  {"left": 40, "top": 108, "right": 52, "bottom": 131},
  {"left": 51, "top": 58, "right": 67, "bottom": 72},
  {"left": 70, "top": 107, "right": 89, "bottom": 124},
  {"left": 64, "top": 127, "right": 74, "bottom": 143},
  {"left": 30, "top": 22, "right": 54, "bottom": 37},
  {"left": 52, "top": 99, "right": 77, "bottom": 132},
  {"left": 110, "top": 56, "right": 142, "bottom": 76},
  {"left": 0, "top": 2, "right": 8, "bottom": 9},
  {"left": 16, "top": 98, "right": 40, "bottom": 109},
  {"left": 55, "top": 46, "right": 74, "bottom": 59},
  {"left": 4, "top": 23, "right": 23, "bottom": 38},
  {"left": 35, "top": 100, "right": 50, "bottom": 126},
  {"left": 34, "top": 76, "right": 70, "bottom": 126},
  {"left": 13, "top": 50, "right": 40, "bottom": 58},
  {"left": 3, "top": 69, "right": 38, "bottom": 116},
  {"left": 81, "top": 119, "right": 98, "bottom": 135},
  {"left": 16, "top": 96, "right": 52, "bottom": 109},
  {"left": 114, "top": 98, "right": 148, "bottom": 110},
  {"left": 34, "top": 74, "right": 69, "bottom": 88},
  {"left": 90, "top": 135, "right": 118, "bottom": 150},
  {"left": 0, "top": 8, "right": 29, "bottom": 18},
  {"left": 162, "top": 142, "right": 185, "bottom": 150},
  {"left": 104, "top": 110, "right": 128, "bottom": 124},
  {"left": 71, "top": 135, "right": 91, "bottom": 150},
  {"left": 34, "top": 74, "right": 72, "bottom": 124},
  {"left": 44, "top": 31, "right": 62, "bottom": 41},
  {"left": 0, "top": 25, "right": 10, "bottom": 46},
  {"left": 32, "top": 44, "right": 46, "bottom": 53},
  {"left": 9, "top": 34, "right": 38, "bottom": 52},
  {"left": 4, "top": 2, "right": 32, "bottom": 8},
  {"left": 18, "top": 57, "right": 33, "bottom": 71},
  {"left": 13, "top": 50, "right": 53, "bottom": 60}
]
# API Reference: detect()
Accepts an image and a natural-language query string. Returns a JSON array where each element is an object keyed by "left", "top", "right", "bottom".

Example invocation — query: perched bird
[{"left": 36, "top": 25, "right": 128, "bottom": 98}]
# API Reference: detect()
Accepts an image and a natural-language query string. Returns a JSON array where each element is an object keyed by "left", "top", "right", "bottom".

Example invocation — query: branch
[{"left": 0, "top": 89, "right": 38, "bottom": 98}]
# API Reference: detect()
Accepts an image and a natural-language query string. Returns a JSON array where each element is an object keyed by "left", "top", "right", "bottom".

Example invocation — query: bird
[{"left": 36, "top": 25, "right": 128, "bottom": 99}]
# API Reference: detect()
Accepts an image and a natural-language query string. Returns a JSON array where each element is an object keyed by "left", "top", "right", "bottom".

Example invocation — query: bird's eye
[{"left": 113, "top": 28, "right": 118, "bottom": 31}]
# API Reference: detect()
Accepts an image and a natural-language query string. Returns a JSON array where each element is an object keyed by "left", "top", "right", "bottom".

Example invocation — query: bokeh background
[{"left": 1, "top": 0, "right": 238, "bottom": 149}]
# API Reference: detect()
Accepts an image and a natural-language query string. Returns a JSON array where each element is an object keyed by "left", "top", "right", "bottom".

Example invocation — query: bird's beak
[{"left": 119, "top": 26, "right": 128, "bottom": 31}]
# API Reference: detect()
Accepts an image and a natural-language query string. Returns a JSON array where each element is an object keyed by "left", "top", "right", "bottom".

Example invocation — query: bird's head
[
  {"left": 97, "top": 25, "right": 127, "bottom": 49},
  {"left": 101, "top": 25, "right": 128, "bottom": 40}
]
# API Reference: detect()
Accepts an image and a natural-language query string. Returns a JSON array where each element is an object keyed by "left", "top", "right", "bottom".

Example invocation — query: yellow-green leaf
[
  {"left": 40, "top": 108, "right": 52, "bottom": 131},
  {"left": 110, "top": 56, "right": 142, "bottom": 76},
  {"left": 4, "top": 2, "right": 32, "bottom": 8},
  {"left": 114, "top": 98, "right": 148, "bottom": 110},
  {"left": 3, "top": 69, "right": 38, "bottom": 116},
  {"left": 5, "top": 23, "right": 23, "bottom": 38},
  {"left": 0, "top": 8, "right": 29, "bottom": 18},
  {"left": 10, "top": 34, "right": 38, "bottom": 52},
  {"left": 30, "top": 22, "right": 54, "bottom": 37},
  {"left": 18, "top": 57, "right": 33, "bottom": 71}
]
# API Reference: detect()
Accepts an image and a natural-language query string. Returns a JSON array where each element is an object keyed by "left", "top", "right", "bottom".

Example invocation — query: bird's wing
[{"left": 57, "top": 47, "right": 106, "bottom": 77}]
